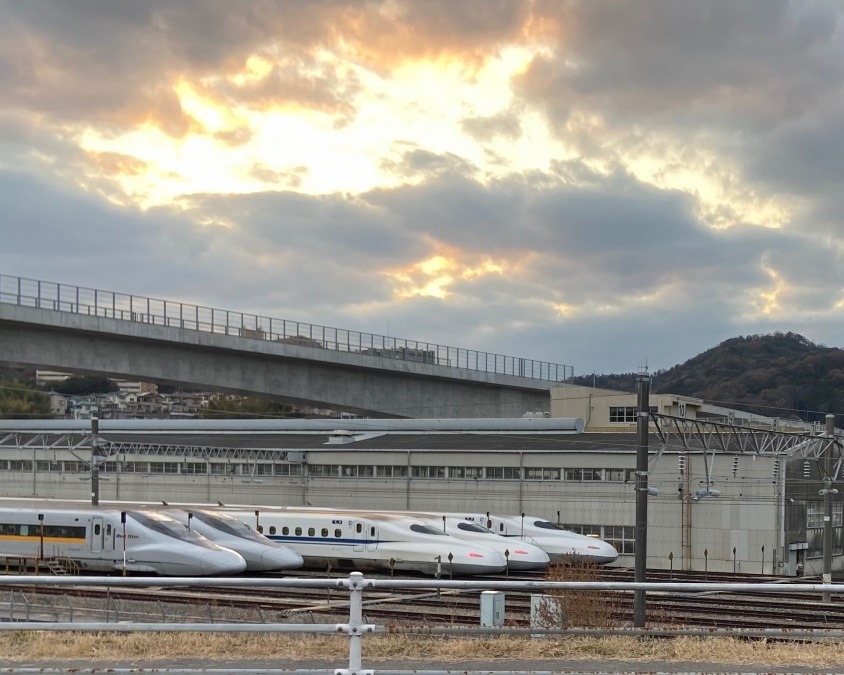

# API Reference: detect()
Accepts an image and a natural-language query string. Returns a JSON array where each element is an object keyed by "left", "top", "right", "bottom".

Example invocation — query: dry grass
[{"left": 4, "top": 632, "right": 844, "bottom": 667}]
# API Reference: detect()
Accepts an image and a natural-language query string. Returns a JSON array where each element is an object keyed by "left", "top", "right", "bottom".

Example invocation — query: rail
[
  {"left": 3, "top": 573, "right": 844, "bottom": 674},
  {"left": 0, "top": 274, "right": 574, "bottom": 382}
]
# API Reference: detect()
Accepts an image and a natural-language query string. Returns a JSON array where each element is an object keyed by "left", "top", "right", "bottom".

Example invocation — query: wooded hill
[{"left": 571, "top": 332, "right": 844, "bottom": 422}]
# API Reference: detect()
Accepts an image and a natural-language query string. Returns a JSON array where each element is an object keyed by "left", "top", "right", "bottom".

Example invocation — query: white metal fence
[
  {"left": 3, "top": 572, "right": 844, "bottom": 674},
  {"left": 0, "top": 274, "right": 573, "bottom": 382}
]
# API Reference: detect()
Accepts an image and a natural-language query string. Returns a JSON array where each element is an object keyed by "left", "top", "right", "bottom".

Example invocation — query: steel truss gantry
[
  {"left": 650, "top": 413, "right": 844, "bottom": 479},
  {"left": 0, "top": 433, "right": 301, "bottom": 464}
]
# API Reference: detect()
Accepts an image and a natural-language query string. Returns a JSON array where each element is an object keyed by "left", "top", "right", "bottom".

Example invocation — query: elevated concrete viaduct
[{"left": 0, "top": 304, "right": 556, "bottom": 418}]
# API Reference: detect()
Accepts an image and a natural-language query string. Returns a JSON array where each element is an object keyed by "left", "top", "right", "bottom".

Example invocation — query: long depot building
[{"left": 1, "top": 392, "right": 841, "bottom": 578}]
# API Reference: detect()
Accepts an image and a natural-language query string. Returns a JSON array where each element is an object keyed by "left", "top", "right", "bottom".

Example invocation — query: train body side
[{"left": 222, "top": 507, "right": 507, "bottom": 576}]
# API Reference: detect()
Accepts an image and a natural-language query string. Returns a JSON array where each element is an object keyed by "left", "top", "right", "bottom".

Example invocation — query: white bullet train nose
[
  {"left": 259, "top": 547, "right": 304, "bottom": 572},
  {"left": 445, "top": 547, "right": 508, "bottom": 575},
  {"left": 583, "top": 539, "right": 618, "bottom": 564},
  {"left": 504, "top": 544, "right": 551, "bottom": 571},
  {"left": 200, "top": 549, "right": 247, "bottom": 575}
]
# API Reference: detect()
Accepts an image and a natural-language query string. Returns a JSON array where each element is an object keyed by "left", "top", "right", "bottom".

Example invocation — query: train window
[
  {"left": 334, "top": 528, "right": 341, "bottom": 537},
  {"left": 257, "top": 525, "right": 263, "bottom": 533},
  {"left": 106, "top": 525, "right": 112, "bottom": 535},
  {"left": 308, "top": 527, "right": 315, "bottom": 536},
  {"left": 94, "top": 524, "right": 101, "bottom": 535},
  {"left": 282, "top": 527, "right": 289, "bottom": 535},
  {"left": 410, "top": 524, "right": 446, "bottom": 535},
  {"left": 295, "top": 527, "right": 302, "bottom": 536},
  {"left": 321, "top": 528, "right": 328, "bottom": 537},
  {"left": 356, "top": 523, "right": 362, "bottom": 533},
  {"left": 533, "top": 520, "right": 569, "bottom": 530},
  {"left": 457, "top": 522, "right": 491, "bottom": 533},
  {"left": 44, "top": 525, "right": 85, "bottom": 539},
  {"left": 369, "top": 526, "right": 375, "bottom": 537},
  {"left": 269, "top": 526, "right": 276, "bottom": 535}
]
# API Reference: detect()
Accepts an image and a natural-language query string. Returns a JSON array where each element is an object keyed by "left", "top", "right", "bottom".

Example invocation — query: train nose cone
[
  {"left": 200, "top": 549, "right": 247, "bottom": 575},
  {"left": 506, "top": 547, "right": 551, "bottom": 571},
  {"left": 260, "top": 547, "right": 304, "bottom": 571},
  {"left": 586, "top": 541, "right": 619, "bottom": 564},
  {"left": 449, "top": 549, "right": 507, "bottom": 575}
]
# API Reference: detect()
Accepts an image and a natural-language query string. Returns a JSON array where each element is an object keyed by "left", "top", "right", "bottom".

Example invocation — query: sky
[{"left": 2, "top": 0, "right": 844, "bottom": 376}]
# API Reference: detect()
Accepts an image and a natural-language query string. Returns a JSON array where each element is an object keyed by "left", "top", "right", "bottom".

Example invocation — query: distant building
[
  {"left": 47, "top": 392, "right": 68, "bottom": 417},
  {"left": 35, "top": 370, "right": 72, "bottom": 386},
  {"left": 550, "top": 383, "right": 814, "bottom": 434}
]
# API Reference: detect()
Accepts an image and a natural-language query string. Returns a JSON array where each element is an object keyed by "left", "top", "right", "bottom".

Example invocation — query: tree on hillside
[
  {"left": 202, "top": 396, "right": 294, "bottom": 419},
  {"left": 53, "top": 376, "right": 119, "bottom": 395},
  {"left": 0, "top": 379, "right": 52, "bottom": 419}
]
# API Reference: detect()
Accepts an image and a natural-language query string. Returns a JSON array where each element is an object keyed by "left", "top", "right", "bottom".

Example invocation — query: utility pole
[
  {"left": 634, "top": 368, "right": 651, "bottom": 627},
  {"left": 822, "top": 414, "right": 836, "bottom": 602},
  {"left": 91, "top": 417, "right": 100, "bottom": 506}
]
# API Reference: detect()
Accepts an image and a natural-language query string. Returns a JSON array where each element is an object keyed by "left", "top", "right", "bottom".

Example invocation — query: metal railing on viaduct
[{"left": 0, "top": 274, "right": 573, "bottom": 383}]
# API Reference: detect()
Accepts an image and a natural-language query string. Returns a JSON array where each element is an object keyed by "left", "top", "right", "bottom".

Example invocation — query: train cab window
[
  {"left": 410, "top": 524, "right": 447, "bottom": 535},
  {"left": 321, "top": 528, "right": 328, "bottom": 537},
  {"left": 282, "top": 527, "right": 289, "bottom": 535},
  {"left": 269, "top": 526, "right": 276, "bottom": 535},
  {"left": 457, "top": 522, "right": 491, "bottom": 533},
  {"left": 334, "top": 528, "right": 341, "bottom": 537},
  {"left": 308, "top": 527, "right": 315, "bottom": 536},
  {"left": 356, "top": 523, "right": 362, "bottom": 534},
  {"left": 534, "top": 520, "right": 569, "bottom": 530},
  {"left": 295, "top": 527, "right": 302, "bottom": 536}
]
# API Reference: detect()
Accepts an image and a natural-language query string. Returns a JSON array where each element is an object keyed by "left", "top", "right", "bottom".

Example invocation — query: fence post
[{"left": 346, "top": 571, "right": 366, "bottom": 673}]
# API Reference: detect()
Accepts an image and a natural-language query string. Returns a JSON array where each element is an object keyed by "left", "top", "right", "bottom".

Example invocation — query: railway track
[{"left": 4, "top": 568, "right": 844, "bottom": 631}]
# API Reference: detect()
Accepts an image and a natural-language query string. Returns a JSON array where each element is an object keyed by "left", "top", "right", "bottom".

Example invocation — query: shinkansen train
[
  {"left": 0, "top": 499, "right": 247, "bottom": 575},
  {"left": 220, "top": 506, "right": 509, "bottom": 576},
  {"left": 403, "top": 512, "right": 550, "bottom": 571},
  {"left": 140, "top": 506, "right": 304, "bottom": 573},
  {"left": 459, "top": 512, "right": 619, "bottom": 563},
  {"left": 245, "top": 506, "right": 551, "bottom": 571}
]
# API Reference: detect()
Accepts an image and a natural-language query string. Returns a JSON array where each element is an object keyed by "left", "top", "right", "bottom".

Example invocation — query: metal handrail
[
  {"left": 3, "top": 573, "right": 844, "bottom": 673},
  {"left": 0, "top": 273, "right": 573, "bottom": 382}
]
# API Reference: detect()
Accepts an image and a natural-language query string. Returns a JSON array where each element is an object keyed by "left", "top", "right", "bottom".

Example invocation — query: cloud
[{"left": 3, "top": 1, "right": 844, "bottom": 379}]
